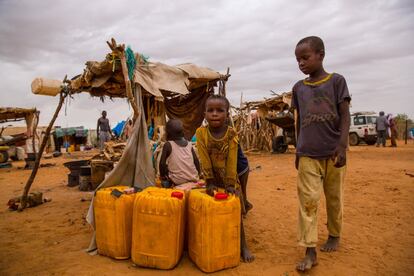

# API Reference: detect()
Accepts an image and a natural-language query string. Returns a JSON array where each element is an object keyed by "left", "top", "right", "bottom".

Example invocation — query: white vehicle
[{"left": 349, "top": 112, "right": 378, "bottom": 146}]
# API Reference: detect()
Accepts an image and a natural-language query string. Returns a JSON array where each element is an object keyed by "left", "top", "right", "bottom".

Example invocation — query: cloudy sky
[{"left": 0, "top": 0, "right": 413, "bottom": 128}]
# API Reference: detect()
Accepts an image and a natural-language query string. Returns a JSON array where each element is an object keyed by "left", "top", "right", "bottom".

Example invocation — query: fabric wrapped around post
[
  {"left": 86, "top": 84, "right": 155, "bottom": 252},
  {"left": 164, "top": 86, "right": 212, "bottom": 140}
]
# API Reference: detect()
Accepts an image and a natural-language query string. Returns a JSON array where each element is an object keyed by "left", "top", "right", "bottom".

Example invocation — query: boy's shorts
[{"left": 237, "top": 144, "right": 249, "bottom": 177}]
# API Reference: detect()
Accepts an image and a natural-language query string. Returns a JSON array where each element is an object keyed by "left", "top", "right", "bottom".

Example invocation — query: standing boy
[
  {"left": 387, "top": 114, "right": 398, "bottom": 147},
  {"left": 291, "top": 36, "right": 351, "bottom": 271},
  {"left": 97, "top": 111, "right": 112, "bottom": 151}
]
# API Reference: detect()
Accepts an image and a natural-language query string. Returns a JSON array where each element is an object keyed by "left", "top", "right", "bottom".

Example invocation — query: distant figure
[
  {"left": 97, "top": 111, "right": 112, "bottom": 151},
  {"left": 159, "top": 119, "right": 200, "bottom": 187},
  {"left": 292, "top": 36, "right": 351, "bottom": 272},
  {"left": 124, "top": 119, "right": 134, "bottom": 140},
  {"left": 376, "top": 111, "right": 388, "bottom": 147},
  {"left": 387, "top": 114, "right": 398, "bottom": 147}
]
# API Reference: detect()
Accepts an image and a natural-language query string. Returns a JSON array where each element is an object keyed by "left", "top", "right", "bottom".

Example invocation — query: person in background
[
  {"left": 124, "top": 119, "right": 134, "bottom": 140},
  {"left": 376, "top": 111, "right": 388, "bottom": 147},
  {"left": 387, "top": 114, "right": 398, "bottom": 147},
  {"left": 97, "top": 111, "right": 112, "bottom": 152}
]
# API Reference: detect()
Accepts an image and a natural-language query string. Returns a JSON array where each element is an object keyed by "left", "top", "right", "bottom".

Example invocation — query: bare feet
[
  {"left": 296, "top": 247, "right": 317, "bottom": 271},
  {"left": 320, "top": 235, "right": 340, "bottom": 252},
  {"left": 241, "top": 246, "right": 255, "bottom": 262}
]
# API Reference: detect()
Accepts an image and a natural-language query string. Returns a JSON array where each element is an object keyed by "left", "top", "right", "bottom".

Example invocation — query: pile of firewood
[
  {"left": 234, "top": 108, "right": 276, "bottom": 152},
  {"left": 92, "top": 141, "right": 126, "bottom": 162}
]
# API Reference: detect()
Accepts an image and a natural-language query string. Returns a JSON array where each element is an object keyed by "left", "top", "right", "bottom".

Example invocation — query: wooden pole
[
  {"left": 120, "top": 51, "right": 140, "bottom": 122},
  {"left": 31, "top": 111, "right": 39, "bottom": 156},
  {"left": 106, "top": 38, "right": 140, "bottom": 122},
  {"left": 405, "top": 119, "right": 408, "bottom": 145},
  {"left": 20, "top": 92, "right": 67, "bottom": 210},
  {"left": 240, "top": 92, "right": 243, "bottom": 109}
]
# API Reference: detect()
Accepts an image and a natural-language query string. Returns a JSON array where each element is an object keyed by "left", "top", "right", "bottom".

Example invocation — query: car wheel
[{"left": 349, "top": 133, "right": 359, "bottom": 146}]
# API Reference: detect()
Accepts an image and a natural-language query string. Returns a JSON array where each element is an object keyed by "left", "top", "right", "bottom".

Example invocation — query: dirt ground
[{"left": 0, "top": 142, "right": 413, "bottom": 276}]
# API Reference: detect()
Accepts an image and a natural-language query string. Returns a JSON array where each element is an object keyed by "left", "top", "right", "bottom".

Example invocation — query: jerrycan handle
[
  {"left": 214, "top": 192, "right": 228, "bottom": 200},
  {"left": 111, "top": 189, "right": 123, "bottom": 198},
  {"left": 171, "top": 191, "right": 184, "bottom": 199}
]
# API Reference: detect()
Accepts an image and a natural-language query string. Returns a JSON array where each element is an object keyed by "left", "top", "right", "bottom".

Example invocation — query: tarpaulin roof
[
  {"left": 53, "top": 126, "right": 88, "bottom": 138},
  {"left": 68, "top": 51, "right": 222, "bottom": 100}
]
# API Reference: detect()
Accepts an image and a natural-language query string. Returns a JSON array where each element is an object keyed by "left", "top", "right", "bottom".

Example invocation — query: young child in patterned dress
[{"left": 196, "top": 95, "right": 254, "bottom": 262}]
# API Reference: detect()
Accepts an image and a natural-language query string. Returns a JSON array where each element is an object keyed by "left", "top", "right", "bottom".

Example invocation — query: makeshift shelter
[
  {"left": 24, "top": 39, "right": 230, "bottom": 255},
  {"left": 24, "top": 38, "right": 228, "bottom": 194},
  {"left": 0, "top": 107, "right": 40, "bottom": 156},
  {"left": 59, "top": 39, "right": 227, "bottom": 252},
  {"left": 67, "top": 40, "right": 228, "bottom": 140},
  {"left": 0, "top": 107, "right": 39, "bottom": 135},
  {"left": 53, "top": 126, "right": 88, "bottom": 152},
  {"left": 59, "top": 39, "right": 228, "bottom": 184},
  {"left": 234, "top": 92, "right": 292, "bottom": 152}
]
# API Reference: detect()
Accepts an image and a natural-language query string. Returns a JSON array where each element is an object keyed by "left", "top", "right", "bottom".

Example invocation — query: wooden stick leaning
[
  {"left": 20, "top": 91, "right": 67, "bottom": 210},
  {"left": 31, "top": 111, "right": 39, "bottom": 157}
]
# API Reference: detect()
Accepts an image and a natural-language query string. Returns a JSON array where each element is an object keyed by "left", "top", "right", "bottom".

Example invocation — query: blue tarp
[
  {"left": 148, "top": 125, "right": 154, "bottom": 139},
  {"left": 112, "top": 121, "right": 126, "bottom": 137}
]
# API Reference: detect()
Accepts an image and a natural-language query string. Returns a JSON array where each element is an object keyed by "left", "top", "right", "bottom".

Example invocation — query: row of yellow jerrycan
[{"left": 94, "top": 186, "right": 241, "bottom": 273}]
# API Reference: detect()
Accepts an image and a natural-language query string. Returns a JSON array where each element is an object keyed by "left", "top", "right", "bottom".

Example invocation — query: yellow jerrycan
[
  {"left": 131, "top": 187, "right": 185, "bottom": 269},
  {"left": 94, "top": 186, "right": 135, "bottom": 259},
  {"left": 188, "top": 189, "right": 241, "bottom": 273}
]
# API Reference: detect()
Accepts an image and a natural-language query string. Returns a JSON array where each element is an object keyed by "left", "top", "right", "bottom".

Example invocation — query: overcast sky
[{"left": 0, "top": 0, "right": 413, "bottom": 128}]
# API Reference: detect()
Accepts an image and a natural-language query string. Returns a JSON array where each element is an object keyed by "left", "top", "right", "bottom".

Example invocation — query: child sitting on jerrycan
[{"left": 196, "top": 94, "right": 255, "bottom": 263}]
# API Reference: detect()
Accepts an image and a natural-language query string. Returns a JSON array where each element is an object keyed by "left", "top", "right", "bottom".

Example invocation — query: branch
[{"left": 20, "top": 91, "right": 67, "bottom": 210}]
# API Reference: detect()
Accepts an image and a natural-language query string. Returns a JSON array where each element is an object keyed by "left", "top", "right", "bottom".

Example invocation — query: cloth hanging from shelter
[
  {"left": 133, "top": 62, "right": 190, "bottom": 99},
  {"left": 86, "top": 84, "right": 155, "bottom": 252},
  {"left": 164, "top": 85, "right": 212, "bottom": 140}
]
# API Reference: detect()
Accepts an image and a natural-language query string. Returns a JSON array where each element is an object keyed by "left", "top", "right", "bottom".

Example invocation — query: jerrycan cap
[
  {"left": 171, "top": 191, "right": 184, "bottom": 199},
  {"left": 214, "top": 192, "right": 228, "bottom": 200}
]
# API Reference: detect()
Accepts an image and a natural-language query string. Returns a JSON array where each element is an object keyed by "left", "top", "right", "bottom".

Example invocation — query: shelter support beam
[
  {"left": 20, "top": 92, "right": 67, "bottom": 210},
  {"left": 106, "top": 38, "right": 140, "bottom": 122}
]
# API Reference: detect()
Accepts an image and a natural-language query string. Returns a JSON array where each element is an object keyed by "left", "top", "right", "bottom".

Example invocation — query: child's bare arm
[
  {"left": 159, "top": 142, "right": 172, "bottom": 181},
  {"left": 332, "top": 101, "right": 350, "bottom": 167}
]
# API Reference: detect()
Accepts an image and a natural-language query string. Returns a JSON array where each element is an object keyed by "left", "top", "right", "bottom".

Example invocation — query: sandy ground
[{"left": 0, "top": 142, "right": 413, "bottom": 276}]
